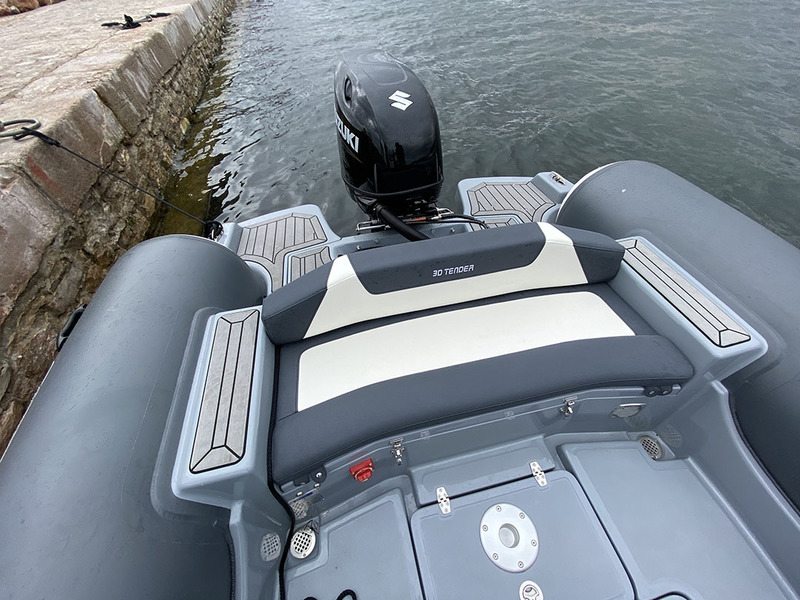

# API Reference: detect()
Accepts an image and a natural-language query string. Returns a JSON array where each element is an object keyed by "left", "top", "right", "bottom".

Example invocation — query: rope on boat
[
  {"left": 1, "top": 119, "right": 223, "bottom": 239},
  {"left": 304, "top": 590, "right": 357, "bottom": 600}
]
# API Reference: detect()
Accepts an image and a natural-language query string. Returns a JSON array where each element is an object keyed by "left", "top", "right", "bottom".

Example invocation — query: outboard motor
[{"left": 335, "top": 49, "right": 443, "bottom": 240}]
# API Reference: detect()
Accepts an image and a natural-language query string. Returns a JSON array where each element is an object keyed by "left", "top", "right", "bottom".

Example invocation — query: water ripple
[{"left": 166, "top": 0, "right": 800, "bottom": 247}]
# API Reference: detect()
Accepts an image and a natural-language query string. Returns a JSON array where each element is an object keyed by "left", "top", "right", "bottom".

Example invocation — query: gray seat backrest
[{"left": 262, "top": 222, "right": 625, "bottom": 345}]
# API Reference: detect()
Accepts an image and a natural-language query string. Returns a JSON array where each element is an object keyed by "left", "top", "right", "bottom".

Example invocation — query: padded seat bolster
[
  {"left": 262, "top": 222, "right": 624, "bottom": 344},
  {"left": 271, "top": 335, "right": 693, "bottom": 482}
]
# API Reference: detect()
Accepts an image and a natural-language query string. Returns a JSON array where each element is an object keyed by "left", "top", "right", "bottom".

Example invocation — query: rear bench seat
[{"left": 262, "top": 222, "right": 693, "bottom": 482}]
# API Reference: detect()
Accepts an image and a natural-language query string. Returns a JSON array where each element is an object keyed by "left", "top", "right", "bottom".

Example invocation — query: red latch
[{"left": 349, "top": 458, "right": 374, "bottom": 482}]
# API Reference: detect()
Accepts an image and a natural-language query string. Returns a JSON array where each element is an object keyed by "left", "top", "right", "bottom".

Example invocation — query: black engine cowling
[{"left": 334, "top": 49, "right": 443, "bottom": 220}]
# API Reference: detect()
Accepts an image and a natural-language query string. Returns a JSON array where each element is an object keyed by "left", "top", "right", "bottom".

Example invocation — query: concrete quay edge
[{"left": 0, "top": 0, "right": 233, "bottom": 454}]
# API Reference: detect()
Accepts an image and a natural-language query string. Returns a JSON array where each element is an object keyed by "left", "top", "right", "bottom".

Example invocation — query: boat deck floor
[{"left": 284, "top": 438, "right": 794, "bottom": 600}]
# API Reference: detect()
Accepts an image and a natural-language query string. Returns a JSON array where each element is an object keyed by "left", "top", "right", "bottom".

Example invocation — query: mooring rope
[
  {"left": 101, "top": 12, "right": 171, "bottom": 30},
  {"left": 1, "top": 118, "right": 222, "bottom": 239}
]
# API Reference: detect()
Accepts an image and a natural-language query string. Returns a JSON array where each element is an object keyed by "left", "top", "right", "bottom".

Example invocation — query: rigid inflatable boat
[{"left": 2, "top": 50, "right": 800, "bottom": 600}]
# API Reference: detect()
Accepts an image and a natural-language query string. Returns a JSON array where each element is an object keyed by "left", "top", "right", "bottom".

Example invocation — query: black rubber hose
[{"left": 374, "top": 203, "right": 429, "bottom": 241}]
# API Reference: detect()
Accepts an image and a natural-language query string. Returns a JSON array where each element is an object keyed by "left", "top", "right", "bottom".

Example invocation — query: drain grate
[
  {"left": 659, "top": 425, "right": 684, "bottom": 448},
  {"left": 638, "top": 435, "right": 663, "bottom": 460},
  {"left": 290, "top": 498, "right": 310, "bottom": 520},
  {"left": 260, "top": 532, "right": 281, "bottom": 562},
  {"left": 290, "top": 526, "right": 317, "bottom": 559}
]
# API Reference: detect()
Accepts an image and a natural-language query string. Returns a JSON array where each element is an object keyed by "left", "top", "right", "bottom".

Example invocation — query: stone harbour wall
[{"left": 0, "top": 0, "right": 234, "bottom": 454}]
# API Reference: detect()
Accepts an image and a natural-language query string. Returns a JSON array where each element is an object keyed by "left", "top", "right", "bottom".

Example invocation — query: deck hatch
[
  {"left": 190, "top": 309, "right": 259, "bottom": 473},
  {"left": 621, "top": 238, "right": 750, "bottom": 347}
]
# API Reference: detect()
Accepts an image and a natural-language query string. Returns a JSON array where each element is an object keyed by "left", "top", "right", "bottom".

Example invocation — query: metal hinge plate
[
  {"left": 530, "top": 462, "right": 547, "bottom": 487},
  {"left": 388, "top": 438, "right": 405, "bottom": 465},
  {"left": 436, "top": 486, "right": 451, "bottom": 515},
  {"left": 560, "top": 396, "right": 577, "bottom": 418}
]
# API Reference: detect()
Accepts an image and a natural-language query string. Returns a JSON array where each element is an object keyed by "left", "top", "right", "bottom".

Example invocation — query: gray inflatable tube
[
  {"left": 0, "top": 235, "right": 267, "bottom": 599},
  {"left": 556, "top": 160, "right": 800, "bottom": 510}
]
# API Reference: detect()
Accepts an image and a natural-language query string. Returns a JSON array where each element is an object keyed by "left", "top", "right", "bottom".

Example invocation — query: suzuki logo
[
  {"left": 336, "top": 113, "right": 359, "bottom": 153},
  {"left": 389, "top": 90, "right": 413, "bottom": 111}
]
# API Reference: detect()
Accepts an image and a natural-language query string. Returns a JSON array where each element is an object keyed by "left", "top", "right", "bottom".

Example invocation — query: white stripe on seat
[
  {"left": 304, "top": 222, "right": 588, "bottom": 339},
  {"left": 297, "top": 291, "right": 634, "bottom": 411}
]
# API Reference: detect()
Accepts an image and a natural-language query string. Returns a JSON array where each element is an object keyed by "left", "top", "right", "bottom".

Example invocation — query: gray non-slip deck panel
[
  {"left": 621, "top": 238, "right": 750, "bottom": 347},
  {"left": 561, "top": 441, "right": 793, "bottom": 600},
  {"left": 190, "top": 309, "right": 259, "bottom": 473},
  {"left": 467, "top": 180, "right": 555, "bottom": 225},
  {"left": 289, "top": 245, "right": 332, "bottom": 282},
  {"left": 484, "top": 216, "right": 518, "bottom": 228},
  {"left": 237, "top": 213, "right": 328, "bottom": 290}
]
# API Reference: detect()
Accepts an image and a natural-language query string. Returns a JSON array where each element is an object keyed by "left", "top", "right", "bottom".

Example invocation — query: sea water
[{"left": 164, "top": 0, "right": 800, "bottom": 247}]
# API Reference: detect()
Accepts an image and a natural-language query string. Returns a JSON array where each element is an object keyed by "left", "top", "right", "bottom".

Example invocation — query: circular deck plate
[
  {"left": 260, "top": 532, "right": 281, "bottom": 562},
  {"left": 479, "top": 503, "right": 539, "bottom": 572},
  {"left": 290, "top": 526, "right": 317, "bottom": 559}
]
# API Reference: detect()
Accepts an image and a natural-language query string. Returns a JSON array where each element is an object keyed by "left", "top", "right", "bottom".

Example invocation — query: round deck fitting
[
  {"left": 260, "top": 532, "right": 281, "bottom": 562},
  {"left": 479, "top": 503, "right": 539, "bottom": 572},
  {"left": 519, "top": 580, "right": 544, "bottom": 600},
  {"left": 290, "top": 526, "right": 317, "bottom": 559},
  {"left": 638, "top": 435, "right": 664, "bottom": 460}
]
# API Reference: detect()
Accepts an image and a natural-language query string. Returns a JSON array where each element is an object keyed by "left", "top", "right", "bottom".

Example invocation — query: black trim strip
[{"left": 267, "top": 343, "right": 295, "bottom": 600}]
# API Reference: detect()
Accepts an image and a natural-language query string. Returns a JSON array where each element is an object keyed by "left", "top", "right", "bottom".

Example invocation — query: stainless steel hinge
[
  {"left": 560, "top": 396, "right": 577, "bottom": 418},
  {"left": 388, "top": 438, "right": 405, "bottom": 466},
  {"left": 530, "top": 461, "right": 547, "bottom": 487},
  {"left": 436, "top": 486, "right": 451, "bottom": 515}
]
